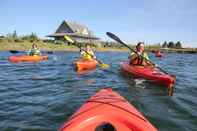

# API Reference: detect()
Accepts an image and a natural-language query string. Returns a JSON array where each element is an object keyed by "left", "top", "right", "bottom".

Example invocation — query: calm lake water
[{"left": 0, "top": 51, "right": 196, "bottom": 131}]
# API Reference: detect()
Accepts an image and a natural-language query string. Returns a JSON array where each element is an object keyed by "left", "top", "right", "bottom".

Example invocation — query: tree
[
  {"left": 22, "top": 33, "right": 39, "bottom": 42},
  {"left": 157, "top": 43, "right": 161, "bottom": 47},
  {"left": 175, "top": 41, "right": 182, "bottom": 48},
  {"left": 162, "top": 41, "right": 168, "bottom": 48},
  {"left": 29, "top": 32, "right": 38, "bottom": 42},
  {"left": 12, "top": 30, "right": 17, "bottom": 38},
  {"left": 168, "top": 41, "right": 175, "bottom": 48}
]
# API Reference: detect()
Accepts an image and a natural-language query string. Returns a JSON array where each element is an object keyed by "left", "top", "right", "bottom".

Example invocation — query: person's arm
[
  {"left": 27, "top": 49, "right": 33, "bottom": 55},
  {"left": 36, "top": 49, "right": 41, "bottom": 55},
  {"left": 143, "top": 53, "right": 150, "bottom": 60},
  {"left": 128, "top": 52, "right": 137, "bottom": 59},
  {"left": 90, "top": 50, "right": 96, "bottom": 59},
  {"left": 143, "top": 53, "right": 155, "bottom": 66},
  {"left": 80, "top": 50, "right": 85, "bottom": 55}
]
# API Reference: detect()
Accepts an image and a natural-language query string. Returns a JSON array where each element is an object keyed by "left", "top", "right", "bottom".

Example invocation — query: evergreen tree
[
  {"left": 12, "top": 30, "right": 17, "bottom": 38},
  {"left": 168, "top": 41, "right": 175, "bottom": 48},
  {"left": 29, "top": 32, "right": 38, "bottom": 41},
  {"left": 175, "top": 41, "right": 182, "bottom": 48},
  {"left": 162, "top": 41, "right": 168, "bottom": 48}
]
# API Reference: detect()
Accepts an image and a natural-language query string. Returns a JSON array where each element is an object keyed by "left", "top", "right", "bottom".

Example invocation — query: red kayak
[
  {"left": 121, "top": 62, "right": 175, "bottom": 95},
  {"left": 8, "top": 55, "right": 48, "bottom": 63},
  {"left": 74, "top": 59, "right": 98, "bottom": 71},
  {"left": 155, "top": 51, "right": 162, "bottom": 57},
  {"left": 155, "top": 53, "right": 162, "bottom": 57},
  {"left": 59, "top": 88, "right": 157, "bottom": 131}
]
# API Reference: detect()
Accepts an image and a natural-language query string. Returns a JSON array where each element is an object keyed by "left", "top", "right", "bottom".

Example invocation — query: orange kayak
[
  {"left": 74, "top": 59, "right": 98, "bottom": 71},
  {"left": 59, "top": 88, "right": 157, "bottom": 131},
  {"left": 8, "top": 55, "right": 48, "bottom": 63}
]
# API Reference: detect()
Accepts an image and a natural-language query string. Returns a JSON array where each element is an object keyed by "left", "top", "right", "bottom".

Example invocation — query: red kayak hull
[
  {"left": 121, "top": 62, "right": 175, "bottom": 87},
  {"left": 8, "top": 55, "right": 48, "bottom": 63},
  {"left": 74, "top": 59, "right": 98, "bottom": 71},
  {"left": 59, "top": 88, "right": 157, "bottom": 131},
  {"left": 155, "top": 51, "right": 162, "bottom": 57},
  {"left": 155, "top": 53, "right": 162, "bottom": 57}
]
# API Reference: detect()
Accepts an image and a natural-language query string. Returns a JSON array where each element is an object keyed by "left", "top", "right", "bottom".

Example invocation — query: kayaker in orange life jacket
[
  {"left": 80, "top": 44, "right": 96, "bottom": 60},
  {"left": 129, "top": 42, "right": 152, "bottom": 66}
]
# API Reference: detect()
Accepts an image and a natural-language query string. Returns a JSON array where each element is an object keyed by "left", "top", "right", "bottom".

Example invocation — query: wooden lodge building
[{"left": 47, "top": 20, "right": 99, "bottom": 43}]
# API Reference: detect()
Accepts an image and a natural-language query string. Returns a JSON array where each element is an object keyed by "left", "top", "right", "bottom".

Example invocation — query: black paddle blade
[
  {"left": 46, "top": 51, "right": 53, "bottom": 54},
  {"left": 106, "top": 32, "right": 123, "bottom": 44},
  {"left": 106, "top": 32, "right": 132, "bottom": 51},
  {"left": 9, "top": 50, "right": 19, "bottom": 54}
]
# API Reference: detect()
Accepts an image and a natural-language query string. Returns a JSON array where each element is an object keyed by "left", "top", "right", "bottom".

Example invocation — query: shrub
[
  {"left": 54, "top": 40, "right": 64, "bottom": 45},
  {"left": 21, "top": 33, "right": 39, "bottom": 42},
  {"left": 14, "top": 38, "right": 23, "bottom": 43},
  {"left": 0, "top": 38, "right": 3, "bottom": 43}
]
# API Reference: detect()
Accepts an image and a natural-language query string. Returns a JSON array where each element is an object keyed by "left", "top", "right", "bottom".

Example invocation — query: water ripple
[{"left": 0, "top": 51, "right": 196, "bottom": 130}]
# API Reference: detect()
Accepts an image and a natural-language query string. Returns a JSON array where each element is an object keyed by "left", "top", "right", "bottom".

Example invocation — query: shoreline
[
  {"left": 1, "top": 47, "right": 129, "bottom": 52},
  {"left": 3, "top": 48, "right": 197, "bottom": 54},
  {"left": 0, "top": 42, "right": 197, "bottom": 53}
]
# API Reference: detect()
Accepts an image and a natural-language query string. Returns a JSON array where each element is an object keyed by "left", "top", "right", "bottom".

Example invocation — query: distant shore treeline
[
  {"left": 161, "top": 41, "right": 182, "bottom": 48},
  {"left": 0, "top": 31, "right": 196, "bottom": 53},
  {"left": 0, "top": 31, "right": 39, "bottom": 43},
  {"left": 0, "top": 31, "right": 182, "bottom": 48}
]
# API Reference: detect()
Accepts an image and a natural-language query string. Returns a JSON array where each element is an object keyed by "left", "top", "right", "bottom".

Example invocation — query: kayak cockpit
[
  {"left": 60, "top": 108, "right": 155, "bottom": 131},
  {"left": 95, "top": 122, "right": 116, "bottom": 131}
]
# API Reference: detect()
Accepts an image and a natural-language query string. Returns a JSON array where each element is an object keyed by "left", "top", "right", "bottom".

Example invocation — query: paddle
[
  {"left": 64, "top": 35, "right": 109, "bottom": 69},
  {"left": 106, "top": 32, "right": 169, "bottom": 72},
  {"left": 9, "top": 50, "right": 20, "bottom": 54},
  {"left": 9, "top": 49, "right": 53, "bottom": 55},
  {"left": 106, "top": 32, "right": 175, "bottom": 96}
]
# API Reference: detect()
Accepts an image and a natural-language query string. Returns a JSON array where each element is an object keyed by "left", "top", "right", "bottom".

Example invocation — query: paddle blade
[
  {"left": 106, "top": 32, "right": 122, "bottom": 44},
  {"left": 10, "top": 50, "right": 19, "bottom": 54},
  {"left": 99, "top": 63, "right": 110, "bottom": 69},
  {"left": 64, "top": 35, "right": 74, "bottom": 43}
]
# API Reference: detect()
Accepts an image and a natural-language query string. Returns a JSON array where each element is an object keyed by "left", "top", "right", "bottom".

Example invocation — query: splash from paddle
[{"left": 64, "top": 35, "right": 109, "bottom": 69}]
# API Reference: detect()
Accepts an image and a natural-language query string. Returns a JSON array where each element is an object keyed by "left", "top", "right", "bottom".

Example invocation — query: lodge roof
[{"left": 47, "top": 20, "right": 99, "bottom": 40}]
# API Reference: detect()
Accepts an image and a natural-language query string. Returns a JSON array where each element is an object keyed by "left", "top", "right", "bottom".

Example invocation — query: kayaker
[
  {"left": 28, "top": 43, "right": 41, "bottom": 56},
  {"left": 155, "top": 50, "right": 162, "bottom": 57},
  {"left": 80, "top": 44, "right": 96, "bottom": 60},
  {"left": 129, "top": 42, "right": 152, "bottom": 66}
]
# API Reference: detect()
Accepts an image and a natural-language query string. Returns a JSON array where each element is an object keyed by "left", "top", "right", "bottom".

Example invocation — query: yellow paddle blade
[
  {"left": 64, "top": 35, "right": 74, "bottom": 43},
  {"left": 99, "top": 63, "right": 110, "bottom": 69}
]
